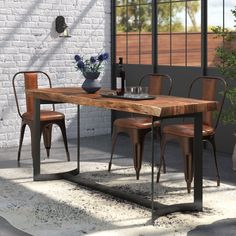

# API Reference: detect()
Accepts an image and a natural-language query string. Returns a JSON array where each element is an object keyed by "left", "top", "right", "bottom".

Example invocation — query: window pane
[
  {"left": 127, "top": 5, "right": 139, "bottom": 32},
  {"left": 187, "top": 1, "right": 201, "bottom": 32},
  {"left": 116, "top": 7, "right": 127, "bottom": 33},
  {"left": 116, "top": 35, "right": 127, "bottom": 63},
  {"left": 127, "top": 34, "right": 139, "bottom": 64},
  {"left": 140, "top": 34, "right": 152, "bottom": 64},
  {"left": 208, "top": 0, "right": 223, "bottom": 31},
  {"left": 207, "top": 33, "right": 222, "bottom": 67},
  {"left": 115, "top": 0, "right": 204, "bottom": 67},
  {"left": 207, "top": 0, "right": 222, "bottom": 66},
  {"left": 187, "top": 33, "right": 201, "bottom": 66},
  {"left": 172, "top": 33, "right": 186, "bottom": 66},
  {"left": 116, "top": 0, "right": 127, "bottom": 6},
  {"left": 158, "top": 3, "right": 170, "bottom": 33},
  {"left": 172, "top": 2, "right": 185, "bottom": 33},
  {"left": 140, "top": 5, "right": 152, "bottom": 32},
  {"left": 158, "top": 34, "right": 170, "bottom": 65},
  {"left": 141, "top": 0, "right": 152, "bottom": 3},
  {"left": 127, "top": 0, "right": 139, "bottom": 5},
  {"left": 225, "top": 1, "right": 236, "bottom": 30}
]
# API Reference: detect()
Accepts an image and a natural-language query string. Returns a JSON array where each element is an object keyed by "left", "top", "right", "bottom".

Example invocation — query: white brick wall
[{"left": 0, "top": 0, "right": 111, "bottom": 148}]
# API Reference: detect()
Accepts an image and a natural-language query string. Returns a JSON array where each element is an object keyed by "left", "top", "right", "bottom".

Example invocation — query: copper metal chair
[
  {"left": 12, "top": 71, "right": 70, "bottom": 162},
  {"left": 156, "top": 76, "right": 227, "bottom": 193},
  {"left": 108, "top": 73, "right": 173, "bottom": 179}
]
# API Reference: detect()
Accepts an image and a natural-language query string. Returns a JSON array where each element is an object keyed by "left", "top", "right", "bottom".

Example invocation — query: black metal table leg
[
  {"left": 151, "top": 116, "right": 155, "bottom": 224},
  {"left": 31, "top": 97, "right": 204, "bottom": 222},
  {"left": 194, "top": 112, "right": 203, "bottom": 210},
  {"left": 32, "top": 99, "right": 80, "bottom": 181},
  {"left": 33, "top": 98, "right": 41, "bottom": 179},
  {"left": 149, "top": 113, "right": 203, "bottom": 222}
]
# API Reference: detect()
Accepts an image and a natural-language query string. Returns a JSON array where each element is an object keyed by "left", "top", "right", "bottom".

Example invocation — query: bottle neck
[{"left": 119, "top": 57, "right": 123, "bottom": 65}]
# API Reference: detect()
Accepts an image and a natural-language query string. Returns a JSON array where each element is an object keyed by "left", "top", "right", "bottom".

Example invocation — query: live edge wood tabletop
[{"left": 26, "top": 87, "right": 217, "bottom": 118}]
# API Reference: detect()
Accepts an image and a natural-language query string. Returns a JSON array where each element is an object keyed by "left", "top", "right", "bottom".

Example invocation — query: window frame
[{"left": 111, "top": 0, "right": 233, "bottom": 75}]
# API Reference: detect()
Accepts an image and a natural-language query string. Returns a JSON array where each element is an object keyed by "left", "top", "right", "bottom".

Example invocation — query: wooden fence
[{"left": 116, "top": 32, "right": 223, "bottom": 67}]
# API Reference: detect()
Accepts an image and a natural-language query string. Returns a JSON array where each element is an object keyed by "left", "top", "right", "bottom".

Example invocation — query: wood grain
[{"left": 26, "top": 87, "right": 217, "bottom": 117}]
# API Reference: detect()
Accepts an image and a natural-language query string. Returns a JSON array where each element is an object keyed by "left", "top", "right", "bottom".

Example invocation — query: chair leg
[
  {"left": 43, "top": 124, "right": 53, "bottom": 158},
  {"left": 209, "top": 137, "right": 220, "bottom": 186},
  {"left": 183, "top": 153, "right": 193, "bottom": 193},
  {"left": 108, "top": 128, "right": 118, "bottom": 172},
  {"left": 132, "top": 141, "right": 144, "bottom": 180},
  {"left": 58, "top": 120, "right": 70, "bottom": 161},
  {"left": 129, "top": 129, "right": 146, "bottom": 180},
  {"left": 17, "top": 122, "right": 26, "bottom": 162},
  {"left": 179, "top": 138, "right": 193, "bottom": 193},
  {"left": 157, "top": 127, "right": 166, "bottom": 169},
  {"left": 156, "top": 135, "right": 167, "bottom": 183}
]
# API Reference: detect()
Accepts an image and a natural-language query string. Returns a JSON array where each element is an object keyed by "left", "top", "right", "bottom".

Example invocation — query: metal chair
[
  {"left": 108, "top": 73, "right": 173, "bottom": 179},
  {"left": 156, "top": 76, "right": 228, "bottom": 193},
  {"left": 12, "top": 71, "right": 70, "bottom": 162}
]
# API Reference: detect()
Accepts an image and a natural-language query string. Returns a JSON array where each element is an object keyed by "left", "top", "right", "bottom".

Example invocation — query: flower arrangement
[{"left": 74, "top": 52, "right": 109, "bottom": 75}]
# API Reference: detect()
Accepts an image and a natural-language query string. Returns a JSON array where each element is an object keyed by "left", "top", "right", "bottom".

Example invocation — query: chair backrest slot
[
  {"left": 148, "top": 75, "right": 162, "bottom": 95},
  {"left": 12, "top": 71, "right": 53, "bottom": 118},
  {"left": 202, "top": 78, "right": 217, "bottom": 101},
  {"left": 24, "top": 73, "right": 38, "bottom": 113},
  {"left": 139, "top": 73, "right": 172, "bottom": 96},
  {"left": 189, "top": 76, "right": 227, "bottom": 128},
  {"left": 202, "top": 78, "right": 217, "bottom": 126}
]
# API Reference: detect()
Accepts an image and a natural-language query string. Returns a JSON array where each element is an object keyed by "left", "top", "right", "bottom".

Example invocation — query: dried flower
[{"left": 74, "top": 52, "right": 109, "bottom": 74}]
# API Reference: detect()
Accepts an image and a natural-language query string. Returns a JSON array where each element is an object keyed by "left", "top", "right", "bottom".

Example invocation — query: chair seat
[
  {"left": 163, "top": 123, "right": 214, "bottom": 138},
  {"left": 114, "top": 117, "right": 160, "bottom": 129},
  {"left": 22, "top": 110, "right": 65, "bottom": 121}
]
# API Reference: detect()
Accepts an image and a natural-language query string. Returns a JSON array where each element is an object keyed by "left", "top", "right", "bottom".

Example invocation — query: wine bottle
[{"left": 116, "top": 57, "right": 126, "bottom": 96}]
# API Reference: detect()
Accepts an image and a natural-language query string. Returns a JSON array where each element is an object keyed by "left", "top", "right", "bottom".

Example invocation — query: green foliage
[
  {"left": 116, "top": 1, "right": 200, "bottom": 33},
  {"left": 186, "top": 1, "right": 201, "bottom": 32},
  {"left": 158, "top": 2, "right": 184, "bottom": 32},
  {"left": 116, "top": 3, "right": 152, "bottom": 33},
  {"left": 212, "top": 7, "right": 236, "bottom": 124}
]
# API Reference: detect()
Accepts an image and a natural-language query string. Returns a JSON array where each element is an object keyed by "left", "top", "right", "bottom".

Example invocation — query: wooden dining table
[{"left": 26, "top": 87, "right": 218, "bottom": 223}]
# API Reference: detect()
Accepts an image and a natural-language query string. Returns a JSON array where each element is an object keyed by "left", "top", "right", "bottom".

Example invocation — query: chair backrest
[
  {"left": 138, "top": 73, "right": 173, "bottom": 96},
  {"left": 12, "top": 71, "right": 53, "bottom": 118},
  {"left": 188, "top": 76, "right": 228, "bottom": 128}
]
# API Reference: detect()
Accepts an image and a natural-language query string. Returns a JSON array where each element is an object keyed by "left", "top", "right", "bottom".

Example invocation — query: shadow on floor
[
  {"left": 70, "top": 134, "right": 236, "bottom": 187},
  {"left": 0, "top": 216, "right": 32, "bottom": 236},
  {"left": 187, "top": 218, "right": 236, "bottom": 236}
]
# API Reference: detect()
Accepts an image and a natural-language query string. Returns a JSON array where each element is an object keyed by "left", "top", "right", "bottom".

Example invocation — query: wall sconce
[{"left": 55, "top": 16, "right": 71, "bottom": 37}]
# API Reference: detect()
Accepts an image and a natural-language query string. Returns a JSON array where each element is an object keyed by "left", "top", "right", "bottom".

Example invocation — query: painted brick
[{"left": 0, "top": 0, "right": 111, "bottom": 148}]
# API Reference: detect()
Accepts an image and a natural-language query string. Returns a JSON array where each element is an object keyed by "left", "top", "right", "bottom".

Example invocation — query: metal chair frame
[
  {"left": 108, "top": 73, "right": 173, "bottom": 179},
  {"left": 12, "top": 71, "right": 70, "bottom": 162},
  {"left": 157, "top": 76, "right": 228, "bottom": 193}
]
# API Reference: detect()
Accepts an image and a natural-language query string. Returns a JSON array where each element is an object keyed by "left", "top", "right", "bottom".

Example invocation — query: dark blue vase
[{"left": 82, "top": 72, "right": 101, "bottom": 93}]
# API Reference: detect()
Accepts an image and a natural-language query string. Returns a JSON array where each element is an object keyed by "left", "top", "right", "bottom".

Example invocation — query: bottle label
[{"left": 116, "top": 77, "right": 122, "bottom": 89}]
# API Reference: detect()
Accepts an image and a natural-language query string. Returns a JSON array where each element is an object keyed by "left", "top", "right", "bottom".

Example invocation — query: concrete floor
[
  {"left": 74, "top": 134, "right": 236, "bottom": 187},
  {"left": 0, "top": 134, "right": 236, "bottom": 235}
]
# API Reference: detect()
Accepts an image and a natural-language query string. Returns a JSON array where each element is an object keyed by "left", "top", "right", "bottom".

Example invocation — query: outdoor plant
[
  {"left": 74, "top": 52, "right": 109, "bottom": 75},
  {"left": 211, "top": 7, "right": 236, "bottom": 124}
]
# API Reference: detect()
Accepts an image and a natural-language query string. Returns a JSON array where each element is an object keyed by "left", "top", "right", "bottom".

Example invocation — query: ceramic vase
[{"left": 82, "top": 72, "right": 101, "bottom": 94}]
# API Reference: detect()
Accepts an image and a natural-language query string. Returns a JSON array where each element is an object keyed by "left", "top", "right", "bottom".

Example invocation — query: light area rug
[{"left": 0, "top": 158, "right": 235, "bottom": 236}]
